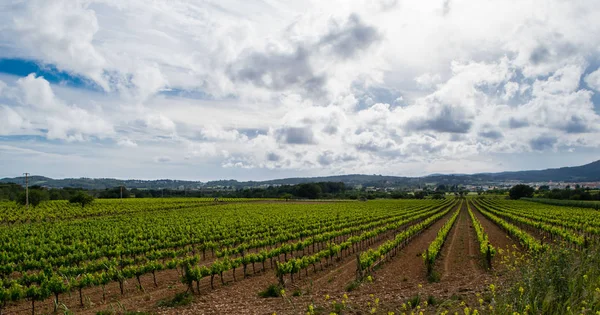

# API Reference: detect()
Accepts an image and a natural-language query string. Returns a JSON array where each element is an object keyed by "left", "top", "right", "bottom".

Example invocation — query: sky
[{"left": 1, "top": 0, "right": 600, "bottom": 181}]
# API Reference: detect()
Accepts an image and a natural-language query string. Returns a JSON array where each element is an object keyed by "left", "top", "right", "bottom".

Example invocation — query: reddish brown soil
[
  {"left": 439, "top": 201, "right": 484, "bottom": 284},
  {"left": 342, "top": 203, "right": 471, "bottom": 305}
]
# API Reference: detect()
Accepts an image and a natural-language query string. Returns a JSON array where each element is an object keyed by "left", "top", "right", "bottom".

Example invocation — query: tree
[
  {"left": 97, "top": 186, "right": 130, "bottom": 199},
  {"left": 280, "top": 193, "right": 293, "bottom": 201},
  {"left": 0, "top": 183, "right": 23, "bottom": 201},
  {"left": 509, "top": 184, "right": 535, "bottom": 200},
  {"left": 432, "top": 193, "right": 445, "bottom": 199},
  {"left": 538, "top": 185, "right": 550, "bottom": 191},
  {"left": 296, "top": 183, "right": 322, "bottom": 199},
  {"left": 69, "top": 192, "right": 95, "bottom": 209},
  {"left": 413, "top": 191, "right": 426, "bottom": 199},
  {"left": 16, "top": 189, "right": 49, "bottom": 207}
]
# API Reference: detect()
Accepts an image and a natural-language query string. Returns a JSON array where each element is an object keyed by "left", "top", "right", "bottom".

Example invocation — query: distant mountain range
[{"left": 2, "top": 160, "right": 599, "bottom": 190}]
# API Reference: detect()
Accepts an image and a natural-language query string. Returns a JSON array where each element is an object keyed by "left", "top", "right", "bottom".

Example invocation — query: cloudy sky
[{"left": 1, "top": 0, "right": 599, "bottom": 181}]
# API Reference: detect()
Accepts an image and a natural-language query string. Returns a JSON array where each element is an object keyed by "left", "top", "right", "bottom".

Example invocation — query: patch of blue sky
[
  {"left": 580, "top": 60, "right": 600, "bottom": 114},
  {"left": 592, "top": 93, "right": 600, "bottom": 113},
  {"left": 159, "top": 88, "right": 212, "bottom": 100},
  {"left": 353, "top": 85, "right": 404, "bottom": 110},
  {"left": 0, "top": 135, "right": 47, "bottom": 142},
  {"left": 0, "top": 58, "right": 103, "bottom": 91},
  {"left": 158, "top": 88, "right": 239, "bottom": 101},
  {"left": 0, "top": 135, "right": 119, "bottom": 146},
  {"left": 237, "top": 128, "right": 268, "bottom": 139}
]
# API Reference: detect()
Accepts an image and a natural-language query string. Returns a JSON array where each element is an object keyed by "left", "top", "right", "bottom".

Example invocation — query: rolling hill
[{"left": 1, "top": 160, "right": 599, "bottom": 189}]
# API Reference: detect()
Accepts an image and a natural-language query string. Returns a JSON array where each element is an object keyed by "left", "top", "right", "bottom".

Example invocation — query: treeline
[
  {"left": 536, "top": 185, "right": 600, "bottom": 201},
  {"left": 1, "top": 184, "right": 89, "bottom": 201},
  {"left": 0, "top": 182, "right": 441, "bottom": 202}
]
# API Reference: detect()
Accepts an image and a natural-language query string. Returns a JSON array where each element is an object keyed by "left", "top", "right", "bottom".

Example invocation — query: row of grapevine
[
  {"left": 1, "top": 201, "right": 450, "bottom": 280},
  {"left": 471, "top": 200, "right": 547, "bottom": 253},
  {"left": 482, "top": 198, "right": 600, "bottom": 241},
  {"left": 466, "top": 200, "right": 495, "bottom": 268},
  {"left": 356, "top": 200, "right": 459, "bottom": 279},
  {"left": 3, "top": 202, "right": 450, "bottom": 313},
  {"left": 274, "top": 201, "right": 454, "bottom": 285},
  {"left": 0, "top": 198, "right": 258, "bottom": 223},
  {"left": 0, "top": 200, "right": 451, "bottom": 313},
  {"left": 521, "top": 197, "right": 600, "bottom": 210},
  {"left": 214, "top": 201, "right": 449, "bottom": 258},
  {"left": 477, "top": 199, "right": 586, "bottom": 247},
  {"left": 0, "top": 201, "right": 439, "bottom": 267},
  {"left": 422, "top": 201, "right": 461, "bottom": 276}
]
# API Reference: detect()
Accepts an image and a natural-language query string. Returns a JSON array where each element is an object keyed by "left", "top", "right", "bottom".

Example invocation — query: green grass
[
  {"left": 345, "top": 280, "right": 361, "bottom": 292},
  {"left": 258, "top": 284, "right": 282, "bottom": 298},
  {"left": 493, "top": 247, "right": 600, "bottom": 314},
  {"left": 156, "top": 292, "right": 193, "bottom": 308}
]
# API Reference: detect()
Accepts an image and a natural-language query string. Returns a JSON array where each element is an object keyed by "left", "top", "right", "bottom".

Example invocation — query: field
[{"left": 1, "top": 197, "right": 599, "bottom": 314}]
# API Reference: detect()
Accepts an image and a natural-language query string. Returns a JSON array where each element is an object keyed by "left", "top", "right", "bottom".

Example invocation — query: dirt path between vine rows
[
  {"left": 341, "top": 203, "right": 459, "bottom": 305},
  {"left": 439, "top": 201, "right": 482, "bottom": 284}
]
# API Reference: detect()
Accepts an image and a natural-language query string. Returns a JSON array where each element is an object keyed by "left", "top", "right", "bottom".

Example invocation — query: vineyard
[{"left": 0, "top": 197, "right": 599, "bottom": 314}]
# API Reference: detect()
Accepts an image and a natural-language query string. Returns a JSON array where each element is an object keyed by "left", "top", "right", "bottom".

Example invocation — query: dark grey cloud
[
  {"left": 404, "top": 142, "right": 445, "bottom": 155},
  {"left": 276, "top": 127, "right": 316, "bottom": 144},
  {"left": 530, "top": 135, "right": 557, "bottom": 151},
  {"left": 317, "top": 152, "right": 334, "bottom": 166},
  {"left": 322, "top": 124, "right": 338, "bottom": 135},
  {"left": 228, "top": 47, "right": 325, "bottom": 96},
  {"left": 318, "top": 14, "right": 381, "bottom": 59},
  {"left": 266, "top": 152, "right": 281, "bottom": 161},
  {"left": 564, "top": 116, "right": 590, "bottom": 134},
  {"left": 529, "top": 46, "right": 550, "bottom": 65},
  {"left": 478, "top": 130, "right": 503, "bottom": 140},
  {"left": 238, "top": 128, "right": 268, "bottom": 139},
  {"left": 355, "top": 141, "right": 389, "bottom": 152},
  {"left": 529, "top": 41, "right": 577, "bottom": 66},
  {"left": 450, "top": 134, "right": 465, "bottom": 142},
  {"left": 406, "top": 105, "right": 473, "bottom": 133},
  {"left": 508, "top": 117, "right": 529, "bottom": 129},
  {"left": 227, "top": 13, "right": 379, "bottom": 96}
]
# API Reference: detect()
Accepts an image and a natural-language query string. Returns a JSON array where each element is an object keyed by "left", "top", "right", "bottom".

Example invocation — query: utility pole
[
  {"left": 120, "top": 185, "right": 123, "bottom": 201},
  {"left": 23, "top": 173, "right": 29, "bottom": 209}
]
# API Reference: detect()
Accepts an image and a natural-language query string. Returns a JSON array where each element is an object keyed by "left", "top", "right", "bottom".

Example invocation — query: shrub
[
  {"left": 157, "top": 292, "right": 193, "bottom": 307},
  {"left": 258, "top": 284, "right": 282, "bottom": 298}
]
